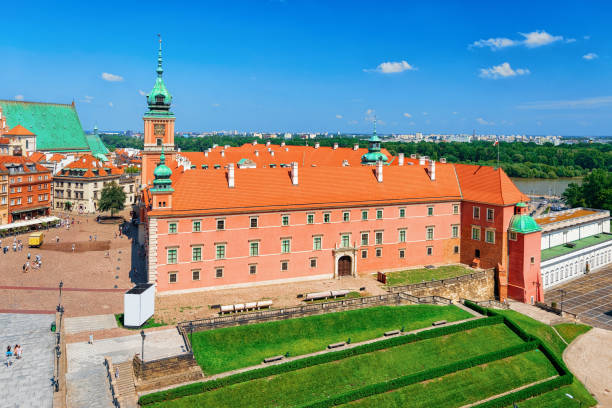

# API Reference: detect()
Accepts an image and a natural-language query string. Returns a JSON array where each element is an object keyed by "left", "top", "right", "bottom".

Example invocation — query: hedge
[
  {"left": 463, "top": 300, "right": 488, "bottom": 315},
  {"left": 300, "top": 341, "right": 539, "bottom": 408},
  {"left": 471, "top": 374, "right": 573, "bottom": 408},
  {"left": 139, "top": 316, "right": 503, "bottom": 405}
]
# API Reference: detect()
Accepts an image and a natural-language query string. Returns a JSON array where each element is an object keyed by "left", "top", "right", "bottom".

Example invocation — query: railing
[
  {"left": 387, "top": 270, "right": 492, "bottom": 293},
  {"left": 471, "top": 299, "right": 509, "bottom": 309},
  {"left": 178, "top": 293, "right": 405, "bottom": 333},
  {"left": 104, "top": 357, "right": 121, "bottom": 407},
  {"left": 399, "top": 293, "right": 453, "bottom": 305}
]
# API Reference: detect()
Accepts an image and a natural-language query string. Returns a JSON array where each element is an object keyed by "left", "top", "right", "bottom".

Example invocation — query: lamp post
[
  {"left": 188, "top": 322, "right": 194, "bottom": 353},
  {"left": 559, "top": 289, "right": 567, "bottom": 314},
  {"left": 140, "top": 330, "right": 146, "bottom": 366},
  {"left": 56, "top": 281, "right": 63, "bottom": 312}
]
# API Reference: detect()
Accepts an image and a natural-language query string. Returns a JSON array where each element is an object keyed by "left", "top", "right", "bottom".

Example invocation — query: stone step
[{"left": 115, "top": 361, "right": 136, "bottom": 399}]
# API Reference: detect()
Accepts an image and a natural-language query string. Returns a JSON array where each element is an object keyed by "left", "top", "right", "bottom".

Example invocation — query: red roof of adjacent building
[
  {"left": 454, "top": 163, "right": 529, "bottom": 206},
  {"left": 5, "top": 124, "right": 35, "bottom": 136},
  {"left": 61, "top": 154, "right": 123, "bottom": 178},
  {"left": 0, "top": 155, "right": 50, "bottom": 173},
  {"left": 27, "top": 152, "right": 46, "bottom": 162}
]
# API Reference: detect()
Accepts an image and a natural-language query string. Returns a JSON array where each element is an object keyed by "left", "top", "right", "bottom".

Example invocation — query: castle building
[{"left": 0, "top": 156, "right": 52, "bottom": 222}]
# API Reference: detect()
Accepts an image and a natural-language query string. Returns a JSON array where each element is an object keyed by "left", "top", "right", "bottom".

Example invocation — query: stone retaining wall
[
  {"left": 133, "top": 354, "right": 203, "bottom": 392},
  {"left": 397, "top": 269, "right": 495, "bottom": 302}
]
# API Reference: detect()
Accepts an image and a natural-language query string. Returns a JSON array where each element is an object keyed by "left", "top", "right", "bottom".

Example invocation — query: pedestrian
[
  {"left": 94, "top": 234, "right": 97, "bottom": 241},
  {"left": 22, "top": 264, "right": 26, "bottom": 273},
  {"left": 25, "top": 261, "right": 29, "bottom": 271},
  {"left": 89, "top": 235, "right": 92, "bottom": 241},
  {"left": 56, "top": 235, "right": 59, "bottom": 243},
  {"left": 14, "top": 345, "right": 20, "bottom": 360},
  {"left": 72, "top": 244, "right": 75, "bottom": 252},
  {"left": 89, "top": 334, "right": 94, "bottom": 345},
  {"left": 5, "top": 345, "right": 12, "bottom": 367},
  {"left": 27, "top": 252, "right": 31, "bottom": 260}
]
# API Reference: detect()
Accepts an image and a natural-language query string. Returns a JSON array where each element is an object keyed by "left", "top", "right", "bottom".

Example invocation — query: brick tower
[
  {"left": 142, "top": 36, "right": 175, "bottom": 187},
  {"left": 507, "top": 203, "right": 543, "bottom": 304}
]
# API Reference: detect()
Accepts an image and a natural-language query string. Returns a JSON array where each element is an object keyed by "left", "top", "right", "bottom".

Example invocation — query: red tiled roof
[
  {"left": 454, "top": 163, "right": 529, "bottom": 206},
  {"left": 149, "top": 162, "right": 462, "bottom": 216},
  {"left": 62, "top": 154, "right": 123, "bottom": 178},
  {"left": 179, "top": 143, "right": 394, "bottom": 169},
  {"left": 5, "top": 124, "right": 35, "bottom": 136},
  {"left": 28, "top": 152, "right": 46, "bottom": 162},
  {"left": 0, "top": 155, "right": 50, "bottom": 173}
]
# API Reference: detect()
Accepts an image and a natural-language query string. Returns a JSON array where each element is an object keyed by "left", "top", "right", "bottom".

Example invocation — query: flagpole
[{"left": 497, "top": 140, "right": 500, "bottom": 169}]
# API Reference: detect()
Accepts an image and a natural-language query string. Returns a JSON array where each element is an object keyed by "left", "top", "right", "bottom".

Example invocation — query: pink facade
[
  {"left": 153, "top": 201, "right": 461, "bottom": 293},
  {"left": 508, "top": 231, "right": 543, "bottom": 304}
]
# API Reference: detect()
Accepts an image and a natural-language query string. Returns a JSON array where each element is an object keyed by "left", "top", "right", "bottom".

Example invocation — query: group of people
[
  {"left": 5, "top": 344, "right": 23, "bottom": 367},
  {"left": 0, "top": 237, "right": 24, "bottom": 254},
  {"left": 22, "top": 253, "right": 43, "bottom": 272}
]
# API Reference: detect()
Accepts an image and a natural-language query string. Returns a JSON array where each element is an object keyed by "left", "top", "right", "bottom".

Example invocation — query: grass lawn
[
  {"left": 343, "top": 350, "right": 557, "bottom": 408},
  {"left": 151, "top": 324, "right": 523, "bottom": 408},
  {"left": 114, "top": 313, "right": 166, "bottom": 330},
  {"left": 191, "top": 304, "right": 472, "bottom": 374},
  {"left": 503, "top": 378, "right": 597, "bottom": 408},
  {"left": 492, "top": 309, "right": 597, "bottom": 407},
  {"left": 554, "top": 323, "right": 592, "bottom": 344},
  {"left": 384, "top": 265, "right": 473, "bottom": 286}
]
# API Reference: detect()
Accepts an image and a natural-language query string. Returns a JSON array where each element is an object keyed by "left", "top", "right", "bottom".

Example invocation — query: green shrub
[
  {"left": 139, "top": 316, "right": 503, "bottom": 405},
  {"left": 300, "top": 341, "right": 539, "bottom": 408}
]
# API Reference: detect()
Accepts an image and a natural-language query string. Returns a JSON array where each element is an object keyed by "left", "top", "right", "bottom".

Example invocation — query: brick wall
[{"left": 399, "top": 269, "right": 495, "bottom": 302}]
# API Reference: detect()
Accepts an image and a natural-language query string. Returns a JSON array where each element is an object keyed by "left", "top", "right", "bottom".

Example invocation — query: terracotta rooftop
[
  {"left": 5, "top": 124, "right": 35, "bottom": 136},
  {"left": 454, "top": 163, "right": 529, "bottom": 206},
  {"left": 535, "top": 208, "right": 601, "bottom": 226},
  {"left": 0, "top": 155, "right": 49, "bottom": 173},
  {"left": 149, "top": 162, "right": 462, "bottom": 216},
  {"left": 60, "top": 154, "right": 123, "bottom": 178}
]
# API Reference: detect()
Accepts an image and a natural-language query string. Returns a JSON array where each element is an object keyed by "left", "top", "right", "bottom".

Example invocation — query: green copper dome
[
  {"left": 509, "top": 210, "right": 541, "bottom": 234},
  {"left": 361, "top": 118, "right": 388, "bottom": 164},
  {"left": 146, "top": 37, "right": 173, "bottom": 116},
  {"left": 151, "top": 148, "right": 173, "bottom": 191}
]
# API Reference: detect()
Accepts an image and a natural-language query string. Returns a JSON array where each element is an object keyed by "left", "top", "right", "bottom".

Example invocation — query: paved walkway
[
  {"left": 0, "top": 313, "right": 55, "bottom": 408},
  {"left": 66, "top": 328, "right": 186, "bottom": 408},
  {"left": 64, "top": 314, "right": 117, "bottom": 335},
  {"left": 460, "top": 376, "right": 558, "bottom": 408},
  {"left": 508, "top": 300, "right": 566, "bottom": 325},
  {"left": 545, "top": 266, "right": 612, "bottom": 331},
  {"left": 563, "top": 328, "right": 612, "bottom": 407}
]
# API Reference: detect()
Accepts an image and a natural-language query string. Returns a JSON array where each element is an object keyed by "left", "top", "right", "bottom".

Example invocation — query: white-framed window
[
  {"left": 310, "top": 258, "right": 317, "bottom": 268},
  {"left": 338, "top": 234, "right": 349, "bottom": 248},
  {"left": 192, "top": 270, "right": 200, "bottom": 281},
  {"left": 453, "top": 204, "right": 459, "bottom": 214},
  {"left": 472, "top": 226, "right": 481, "bottom": 241},
  {"left": 192, "top": 220, "right": 201, "bottom": 232},
  {"left": 454, "top": 245, "right": 459, "bottom": 254},
  {"left": 399, "top": 229, "right": 406, "bottom": 243},
  {"left": 281, "top": 239, "right": 291, "bottom": 253},
  {"left": 167, "top": 248, "right": 178, "bottom": 264},
  {"left": 375, "top": 247, "right": 382, "bottom": 257},
  {"left": 343, "top": 211, "right": 350, "bottom": 222},
  {"left": 426, "top": 246, "right": 433, "bottom": 256},
  {"left": 473, "top": 206, "right": 480, "bottom": 219},
  {"left": 376, "top": 209, "right": 383, "bottom": 219},
  {"left": 168, "top": 272, "right": 177, "bottom": 283},
  {"left": 281, "top": 215, "right": 290, "bottom": 226},
  {"left": 399, "top": 208, "right": 406, "bottom": 218},
  {"left": 375, "top": 231, "right": 383, "bottom": 245},
  {"left": 426, "top": 226, "right": 434, "bottom": 241},
  {"left": 192, "top": 246, "right": 202, "bottom": 261},
  {"left": 250, "top": 217, "right": 258, "bottom": 228},
  {"left": 361, "top": 210, "right": 368, "bottom": 220},
  {"left": 452, "top": 225, "right": 459, "bottom": 238},
  {"left": 487, "top": 208, "right": 494, "bottom": 222},
  {"left": 216, "top": 218, "right": 225, "bottom": 230},
  {"left": 313, "top": 236, "right": 322, "bottom": 250},
  {"left": 215, "top": 244, "right": 226, "bottom": 259},
  {"left": 323, "top": 212, "right": 331, "bottom": 223},
  {"left": 399, "top": 249, "right": 405, "bottom": 258},
  {"left": 249, "top": 264, "right": 257, "bottom": 275},
  {"left": 280, "top": 260, "right": 289, "bottom": 271},
  {"left": 485, "top": 229, "right": 495, "bottom": 244},
  {"left": 361, "top": 249, "right": 368, "bottom": 258},
  {"left": 249, "top": 241, "right": 259, "bottom": 256},
  {"left": 215, "top": 267, "right": 224, "bottom": 278},
  {"left": 307, "top": 213, "right": 315, "bottom": 224},
  {"left": 361, "top": 232, "right": 369, "bottom": 246},
  {"left": 509, "top": 232, "right": 517, "bottom": 241},
  {"left": 427, "top": 206, "right": 434, "bottom": 216}
]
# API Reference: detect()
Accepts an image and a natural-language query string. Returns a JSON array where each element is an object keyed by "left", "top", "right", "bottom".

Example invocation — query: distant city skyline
[{"left": 1, "top": 0, "right": 611, "bottom": 135}]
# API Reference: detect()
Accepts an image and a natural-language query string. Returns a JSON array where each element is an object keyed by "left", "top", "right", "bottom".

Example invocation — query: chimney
[
  {"left": 419, "top": 156, "right": 425, "bottom": 165},
  {"left": 281, "top": 141, "right": 285, "bottom": 147},
  {"left": 428, "top": 160, "right": 436, "bottom": 181},
  {"left": 410, "top": 153, "right": 416, "bottom": 159},
  {"left": 333, "top": 143, "right": 338, "bottom": 150},
  {"left": 353, "top": 143, "right": 359, "bottom": 151},
  {"left": 285, "top": 147, "right": 289, "bottom": 152},
  {"left": 266, "top": 141, "right": 271, "bottom": 147},
  {"left": 271, "top": 151, "right": 275, "bottom": 156},
  {"left": 228, "top": 163, "right": 235, "bottom": 188},
  {"left": 376, "top": 160, "right": 383, "bottom": 183},
  {"left": 440, "top": 157, "right": 447, "bottom": 163},
  {"left": 225, "top": 144, "right": 230, "bottom": 149},
  {"left": 204, "top": 151, "right": 208, "bottom": 157},
  {"left": 315, "top": 142, "right": 320, "bottom": 149},
  {"left": 221, "top": 150, "right": 225, "bottom": 157},
  {"left": 208, "top": 147, "right": 212, "bottom": 153},
  {"left": 291, "top": 162, "right": 298, "bottom": 185},
  {"left": 398, "top": 153, "right": 404, "bottom": 166},
  {"left": 252, "top": 140, "right": 257, "bottom": 146},
  {"left": 255, "top": 150, "right": 259, "bottom": 157}
]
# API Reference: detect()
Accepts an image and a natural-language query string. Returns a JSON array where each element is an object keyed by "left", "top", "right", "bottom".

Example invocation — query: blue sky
[{"left": 1, "top": 0, "right": 611, "bottom": 135}]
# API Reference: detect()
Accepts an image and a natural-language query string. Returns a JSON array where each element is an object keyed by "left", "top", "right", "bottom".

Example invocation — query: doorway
[{"left": 338, "top": 255, "right": 352, "bottom": 277}]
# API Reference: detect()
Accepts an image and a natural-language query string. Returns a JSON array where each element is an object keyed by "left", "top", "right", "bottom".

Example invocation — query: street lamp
[
  {"left": 188, "top": 322, "right": 194, "bottom": 353},
  {"left": 56, "top": 281, "right": 64, "bottom": 312},
  {"left": 559, "top": 289, "right": 567, "bottom": 314},
  {"left": 140, "top": 330, "right": 146, "bottom": 364}
]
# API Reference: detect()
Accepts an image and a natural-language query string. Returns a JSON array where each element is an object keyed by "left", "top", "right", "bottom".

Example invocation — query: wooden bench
[
  {"left": 328, "top": 342, "right": 346, "bottom": 349},
  {"left": 384, "top": 330, "right": 401, "bottom": 337},
  {"left": 432, "top": 320, "right": 447, "bottom": 326},
  {"left": 263, "top": 355, "right": 284, "bottom": 363}
]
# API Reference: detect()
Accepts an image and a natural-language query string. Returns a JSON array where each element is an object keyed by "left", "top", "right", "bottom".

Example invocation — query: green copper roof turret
[
  {"left": 509, "top": 203, "right": 541, "bottom": 234},
  {"left": 146, "top": 35, "right": 173, "bottom": 117},
  {"left": 151, "top": 146, "right": 173, "bottom": 191},
  {"left": 361, "top": 117, "right": 387, "bottom": 164}
]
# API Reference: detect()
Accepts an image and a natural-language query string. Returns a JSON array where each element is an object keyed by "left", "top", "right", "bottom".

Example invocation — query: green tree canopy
[
  {"left": 562, "top": 169, "right": 612, "bottom": 212},
  {"left": 98, "top": 181, "right": 127, "bottom": 216}
]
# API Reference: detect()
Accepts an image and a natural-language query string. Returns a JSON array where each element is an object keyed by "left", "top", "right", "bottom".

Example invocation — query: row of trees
[
  {"left": 101, "top": 134, "right": 612, "bottom": 179},
  {"left": 562, "top": 169, "right": 612, "bottom": 212}
]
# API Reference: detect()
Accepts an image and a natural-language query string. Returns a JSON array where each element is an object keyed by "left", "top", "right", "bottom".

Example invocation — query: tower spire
[
  {"left": 160, "top": 144, "right": 165, "bottom": 164},
  {"left": 373, "top": 115, "right": 377, "bottom": 137},
  {"left": 157, "top": 34, "right": 163, "bottom": 78}
]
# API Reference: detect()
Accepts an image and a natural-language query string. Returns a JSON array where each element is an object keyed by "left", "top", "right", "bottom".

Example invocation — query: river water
[{"left": 510, "top": 177, "right": 582, "bottom": 197}]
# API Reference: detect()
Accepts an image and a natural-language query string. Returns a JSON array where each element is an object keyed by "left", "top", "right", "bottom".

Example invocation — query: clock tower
[{"left": 142, "top": 36, "right": 175, "bottom": 187}]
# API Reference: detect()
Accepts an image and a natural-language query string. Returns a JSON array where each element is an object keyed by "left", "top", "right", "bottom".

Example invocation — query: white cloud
[
  {"left": 138, "top": 89, "right": 146, "bottom": 96},
  {"left": 452, "top": 111, "right": 458, "bottom": 115},
  {"left": 565, "top": 38, "right": 576, "bottom": 43},
  {"left": 335, "top": 114, "right": 343, "bottom": 119},
  {"left": 517, "top": 96, "right": 612, "bottom": 110},
  {"left": 536, "top": 121, "right": 543, "bottom": 126},
  {"left": 583, "top": 53, "right": 598, "bottom": 60},
  {"left": 365, "top": 108, "right": 376, "bottom": 122},
  {"left": 14, "top": 94, "right": 24, "bottom": 101},
  {"left": 101, "top": 72, "right": 124, "bottom": 82},
  {"left": 479, "top": 62, "right": 530, "bottom": 79},
  {"left": 520, "top": 30, "right": 562, "bottom": 47},
  {"left": 470, "top": 37, "right": 517, "bottom": 50},
  {"left": 348, "top": 120, "right": 358, "bottom": 125},
  {"left": 365, "top": 60, "right": 416, "bottom": 74},
  {"left": 476, "top": 117, "right": 494, "bottom": 125},
  {"left": 409, "top": 121, "right": 415, "bottom": 126},
  {"left": 583, "top": 35, "right": 591, "bottom": 40},
  {"left": 403, "top": 112, "right": 412, "bottom": 118},
  {"left": 212, "top": 103, "right": 220, "bottom": 107},
  {"left": 108, "top": 102, "right": 114, "bottom": 108},
  {"left": 422, "top": 112, "right": 428, "bottom": 116},
  {"left": 82, "top": 95, "right": 94, "bottom": 103}
]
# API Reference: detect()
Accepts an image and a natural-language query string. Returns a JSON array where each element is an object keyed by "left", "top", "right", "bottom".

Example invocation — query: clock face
[{"left": 154, "top": 124, "right": 166, "bottom": 136}]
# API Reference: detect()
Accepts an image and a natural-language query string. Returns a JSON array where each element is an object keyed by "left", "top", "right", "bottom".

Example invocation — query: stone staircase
[{"left": 105, "top": 357, "right": 138, "bottom": 408}]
